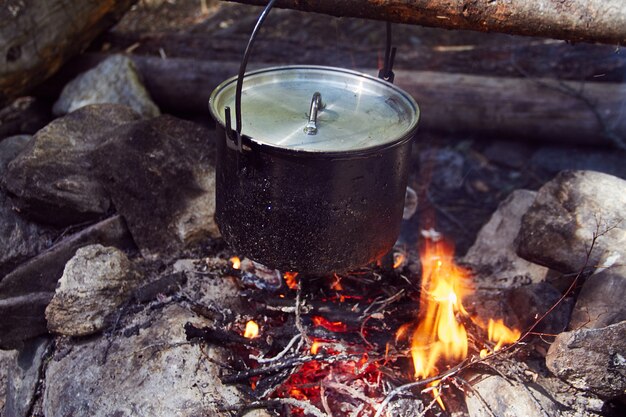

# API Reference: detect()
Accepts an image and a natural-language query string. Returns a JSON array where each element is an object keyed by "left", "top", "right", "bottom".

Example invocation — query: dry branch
[
  {"left": 228, "top": 0, "right": 626, "bottom": 45},
  {"left": 0, "top": 0, "right": 136, "bottom": 106}
]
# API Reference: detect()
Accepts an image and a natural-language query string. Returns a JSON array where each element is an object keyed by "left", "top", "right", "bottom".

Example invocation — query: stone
[
  {"left": 2, "top": 104, "right": 142, "bottom": 226},
  {"left": 507, "top": 283, "right": 573, "bottom": 335},
  {"left": 531, "top": 146, "right": 626, "bottom": 181},
  {"left": 0, "top": 135, "right": 55, "bottom": 277},
  {"left": 0, "top": 215, "right": 135, "bottom": 349},
  {"left": 0, "top": 349, "right": 18, "bottom": 414},
  {"left": 464, "top": 190, "right": 549, "bottom": 288},
  {"left": 0, "top": 135, "right": 31, "bottom": 171},
  {"left": 43, "top": 304, "right": 245, "bottom": 417},
  {"left": 569, "top": 265, "right": 626, "bottom": 330},
  {"left": 45, "top": 244, "right": 141, "bottom": 337},
  {"left": 4, "top": 337, "right": 50, "bottom": 417},
  {"left": 93, "top": 115, "right": 219, "bottom": 257},
  {"left": 546, "top": 320, "right": 626, "bottom": 399},
  {"left": 466, "top": 375, "right": 561, "bottom": 417},
  {"left": 419, "top": 148, "right": 465, "bottom": 191},
  {"left": 516, "top": 170, "right": 626, "bottom": 274},
  {"left": 53, "top": 55, "right": 160, "bottom": 119}
]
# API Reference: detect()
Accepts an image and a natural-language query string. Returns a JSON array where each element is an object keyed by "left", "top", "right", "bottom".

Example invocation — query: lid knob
[{"left": 304, "top": 92, "right": 324, "bottom": 135}]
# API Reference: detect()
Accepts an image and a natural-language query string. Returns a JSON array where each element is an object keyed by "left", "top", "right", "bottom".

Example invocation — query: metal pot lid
[{"left": 209, "top": 65, "right": 419, "bottom": 153}]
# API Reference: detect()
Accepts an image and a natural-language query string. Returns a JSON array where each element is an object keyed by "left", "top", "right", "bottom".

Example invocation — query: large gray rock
[
  {"left": 464, "top": 189, "right": 549, "bottom": 288},
  {"left": 0, "top": 135, "right": 31, "bottom": 170},
  {"left": 0, "top": 215, "right": 135, "bottom": 349},
  {"left": 4, "top": 337, "right": 50, "bottom": 417},
  {"left": 546, "top": 320, "right": 626, "bottom": 399},
  {"left": 466, "top": 375, "right": 561, "bottom": 417},
  {"left": 569, "top": 265, "right": 626, "bottom": 330},
  {"left": 0, "top": 135, "right": 55, "bottom": 276},
  {"left": 0, "top": 349, "right": 18, "bottom": 414},
  {"left": 93, "top": 115, "right": 219, "bottom": 257},
  {"left": 516, "top": 170, "right": 626, "bottom": 274},
  {"left": 2, "top": 104, "right": 142, "bottom": 226},
  {"left": 45, "top": 244, "right": 140, "bottom": 337},
  {"left": 43, "top": 305, "right": 244, "bottom": 417},
  {"left": 507, "top": 283, "right": 573, "bottom": 335},
  {"left": 53, "top": 55, "right": 160, "bottom": 119}
]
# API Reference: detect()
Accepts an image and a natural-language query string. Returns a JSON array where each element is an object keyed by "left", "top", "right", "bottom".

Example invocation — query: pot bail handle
[
  {"left": 226, "top": 0, "right": 278, "bottom": 150},
  {"left": 226, "top": 0, "right": 395, "bottom": 150}
]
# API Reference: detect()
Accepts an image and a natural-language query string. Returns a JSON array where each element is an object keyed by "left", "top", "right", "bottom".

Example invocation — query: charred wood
[
  {"left": 228, "top": 0, "right": 626, "bottom": 46},
  {"left": 184, "top": 322, "right": 269, "bottom": 349}
]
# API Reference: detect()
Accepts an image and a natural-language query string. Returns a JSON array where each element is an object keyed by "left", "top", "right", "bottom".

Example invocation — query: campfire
[
  {"left": 185, "top": 229, "right": 529, "bottom": 416},
  {"left": 1, "top": 1, "right": 626, "bottom": 417}
]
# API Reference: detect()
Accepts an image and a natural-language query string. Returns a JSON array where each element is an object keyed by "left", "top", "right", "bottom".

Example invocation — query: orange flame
[
  {"left": 409, "top": 235, "right": 521, "bottom": 409},
  {"left": 284, "top": 272, "right": 298, "bottom": 290},
  {"left": 393, "top": 252, "right": 406, "bottom": 269},
  {"left": 487, "top": 318, "right": 521, "bottom": 351},
  {"left": 243, "top": 320, "right": 259, "bottom": 338},
  {"left": 230, "top": 256, "right": 241, "bottom": 269},
  {"left": 411, "top": 238, "right": 472, "bottom": 380}
]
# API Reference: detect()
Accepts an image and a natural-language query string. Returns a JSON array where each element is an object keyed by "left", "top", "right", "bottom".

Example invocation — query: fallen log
[
  {"left": 40, "top": 54, "right": 626, "bottom": 146},
  {"left": 0, "top": 0, "right": 136, "bottom": 106},
  {"left": 228, "top": 0, "right": 626, "bottom": 46},
  {"left": 103, "top": 31, "right": 626, "bottom": 82}
]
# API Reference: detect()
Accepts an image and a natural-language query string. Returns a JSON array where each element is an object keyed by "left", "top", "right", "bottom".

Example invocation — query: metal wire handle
[{"left": 225, "top": 0, "right": 395, "bottom": 148}]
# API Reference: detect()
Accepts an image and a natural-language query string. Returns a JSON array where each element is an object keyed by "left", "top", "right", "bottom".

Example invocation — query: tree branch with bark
[{"left": 227, "top": 0, "right": 626, "bottom": 46}]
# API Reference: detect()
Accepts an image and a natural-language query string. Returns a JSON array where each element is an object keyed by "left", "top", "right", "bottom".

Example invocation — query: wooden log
[
  {"left": 0, "top": 0, "right": 136, "bottom": 106},
  {"left": 228, "top": 0, "right": 626, "bottom": 46},
  {"left": 40, "top": 54, "right": 626, "bottom": 146},
  {"left": 102, "top": 31, "right": 626, "bottom": 82}
]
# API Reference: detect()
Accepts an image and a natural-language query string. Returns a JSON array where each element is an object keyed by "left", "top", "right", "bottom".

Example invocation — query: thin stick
[
  {"left": 373, "top": 363, "right": 464, "bottom": 417},
  {"left": 296, "top": 279, "right": 312, "bottom": 346},
  {"left": 252, "top": 334, "right": 302, "bottom": 364}
]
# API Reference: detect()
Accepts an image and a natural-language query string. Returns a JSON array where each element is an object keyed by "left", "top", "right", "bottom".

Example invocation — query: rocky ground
[{"left": 1, "top": 1, "right": 626, "bottom": 416}]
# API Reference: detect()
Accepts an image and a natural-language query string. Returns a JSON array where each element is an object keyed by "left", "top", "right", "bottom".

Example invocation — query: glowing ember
[
  {"left": 312, "top": 316, "right": 348, "bottom": 332},
  {"left": 243, "top": 320, "right": 259, "bottom": 338},
  {"left": 230, "top": 256, "right": 241, "bottom": 269},
  {"left": 310, "top": 340, "right": 321, "bottom": 355},
  {"left": 330, "top": 274, "right": 344, "bottom": 291},
  {"left": 284, "top": 271, "right": 298, "bottom": 290}
]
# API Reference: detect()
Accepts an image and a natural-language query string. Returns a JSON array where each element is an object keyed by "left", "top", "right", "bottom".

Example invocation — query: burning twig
[
  {"left": 252, "top": 334, "right": 303, "bottom": 364},
  {"left": 221, "top": 353, "right": 361, "bottom": 384},
  {"left": 296, "top": 279, "right": 312, "bottom": 346}
]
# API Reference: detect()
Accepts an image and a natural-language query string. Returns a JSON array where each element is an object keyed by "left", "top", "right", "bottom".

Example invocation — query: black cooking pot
[{"left": 208, "top": 1, "right": 419, "bottom": 274}]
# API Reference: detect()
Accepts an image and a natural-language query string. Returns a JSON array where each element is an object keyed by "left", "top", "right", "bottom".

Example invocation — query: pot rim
[{"left": 209, "top": 65, "right": 419, "bottom": 158}]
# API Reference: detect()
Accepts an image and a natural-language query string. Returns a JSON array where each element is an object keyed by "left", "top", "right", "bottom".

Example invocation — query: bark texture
[
  {"left": 0, "top": 0, "right": 136, "bottom": 106},
  {"left": 37, "top": 53, "right": 626, "bottom": 145},
  {"left": 229, "top": 0, "right": 626, "bottom": 45}
]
